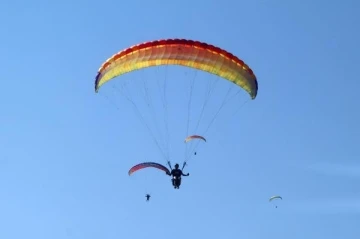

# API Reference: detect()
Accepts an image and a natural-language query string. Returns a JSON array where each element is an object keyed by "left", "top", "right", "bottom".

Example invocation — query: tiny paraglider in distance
[
  {"left": 269, "top": 195, "right": 282, "bottom": 208},
  {"left": 185, "top": 135, "right": 206, "bottom": 157}
]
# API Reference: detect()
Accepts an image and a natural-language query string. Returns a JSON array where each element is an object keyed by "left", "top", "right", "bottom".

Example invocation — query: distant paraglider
[
  {"left": 269, "top": 195, "right": 282, "bottom": 208},
  {"left": 128, "top": 162, "right": 169, "bottom": 198},
  {"left": 185, "top": 135, "right": 206, "bottom": 157}
]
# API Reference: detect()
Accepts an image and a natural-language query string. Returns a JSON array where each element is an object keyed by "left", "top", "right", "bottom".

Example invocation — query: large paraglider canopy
[{"left": 95, "top": 39, "right": 258, "bottom": 99}]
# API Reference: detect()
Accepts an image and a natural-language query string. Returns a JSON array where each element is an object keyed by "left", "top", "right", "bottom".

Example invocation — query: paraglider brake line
[
  {"left": 167, "top": 161, "right": 172, "bottom": 170},
  {"left": 182, "top": 161, "right": 187, "bottom": 170}
]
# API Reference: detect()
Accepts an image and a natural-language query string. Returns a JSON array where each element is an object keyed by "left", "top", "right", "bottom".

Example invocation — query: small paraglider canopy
[
  {"left": 128, "top": 162, "right": 170, "bottom": 176},
  {"left": 269, "top": 195, "right": 282, "bottom": 202},
  {"left": 184, "top": 135, "right": 206, "bottom": 143}
]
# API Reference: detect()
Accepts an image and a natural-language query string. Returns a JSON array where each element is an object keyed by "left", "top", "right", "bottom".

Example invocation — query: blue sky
[{"left": 1, "top": 0, "right": 359, "bottom": 238}]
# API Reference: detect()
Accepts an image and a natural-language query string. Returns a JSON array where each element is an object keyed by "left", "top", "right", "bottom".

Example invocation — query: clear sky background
[{"left": 1, "top": 0, "right": 359, "bottom": 238}]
